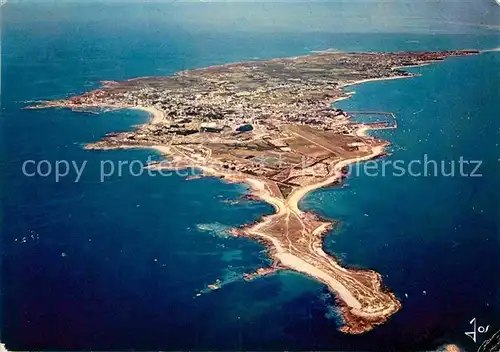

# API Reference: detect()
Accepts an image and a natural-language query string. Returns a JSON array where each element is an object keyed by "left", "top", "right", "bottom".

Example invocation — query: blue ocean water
[{"left": 1, "top": 2, "right": 498, "bottom": 351}]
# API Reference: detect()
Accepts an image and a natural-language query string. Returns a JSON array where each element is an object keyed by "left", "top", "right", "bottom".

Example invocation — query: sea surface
[{"left": 1, "top": 2, "right": 499, "bottom": 351}]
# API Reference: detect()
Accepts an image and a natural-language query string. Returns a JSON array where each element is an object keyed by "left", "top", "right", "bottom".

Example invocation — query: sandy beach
[
  {"left": 343, "top": 74, "right": 413, "bottom": 88},
  {"left": 34, "top": 80, "right": 401, "bottom": 333},
  {"left": 132, "top": 105, "right": 165, "bottom": 124}
]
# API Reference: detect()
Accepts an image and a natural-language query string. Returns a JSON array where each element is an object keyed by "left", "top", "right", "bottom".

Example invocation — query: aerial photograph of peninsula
[{"left": 1, "top": 0, "right": 499, "bottom": 351}]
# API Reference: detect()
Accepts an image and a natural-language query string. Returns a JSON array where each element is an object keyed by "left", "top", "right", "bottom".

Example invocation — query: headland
[{"left": 27, "top": 49, "right": 480, "bottom": 334}]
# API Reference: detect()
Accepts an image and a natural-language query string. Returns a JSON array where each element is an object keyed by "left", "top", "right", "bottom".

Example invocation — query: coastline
[
  {"left": 343, "top": 74, "right": 413, "bottom": 88},
  {"left": 143, "top": 73, "right": 401, "bottom": 220},
  {"left": 25, "top": 49, "right": 483, "bottom": 335},
  {"left": 132, "top": 105, "right": 165, "bottom": 125},
  {"left": 286, "top": 143, "right": 385, "bottom": 215},
  {"left": 148, "top": 119, "right": 398, "bottom": 333},
  {"left": 91, "top": 74, "right": 405, "bottom": 333},
  {"left": 24, "top": 102, "right": 165, "bottom": 125}
]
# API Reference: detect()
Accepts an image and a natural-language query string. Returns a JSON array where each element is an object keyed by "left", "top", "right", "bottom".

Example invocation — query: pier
[{"left": 346, "top": 111, "right": 398, "bottom": 130}]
